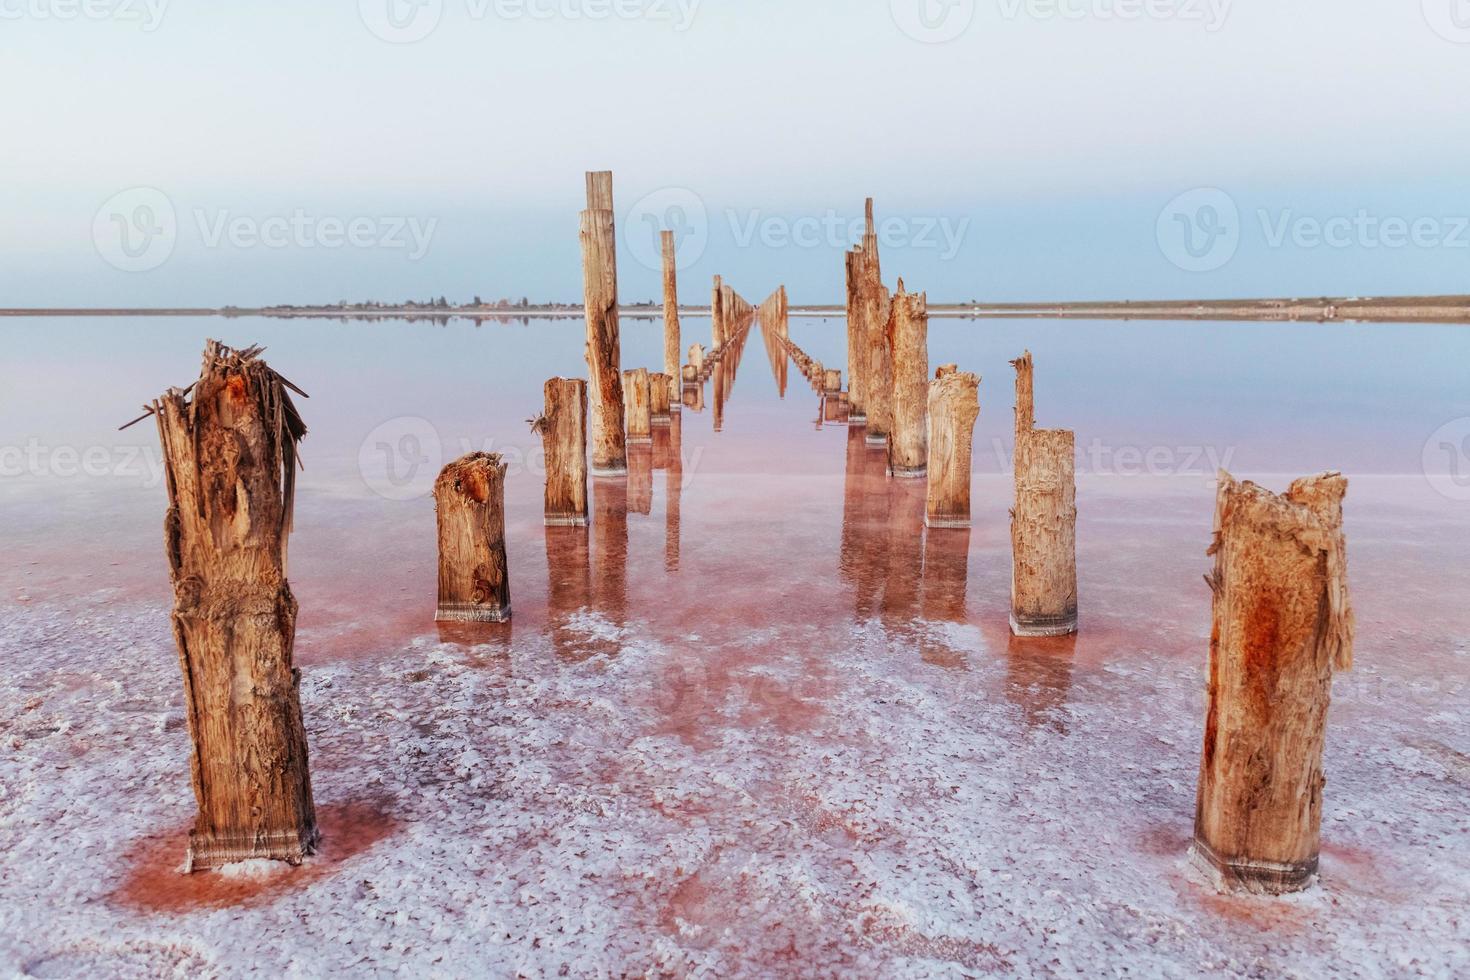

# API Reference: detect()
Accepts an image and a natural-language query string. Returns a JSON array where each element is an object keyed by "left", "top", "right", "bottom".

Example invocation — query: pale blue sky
[{"left": 2, "top": 0, "right": 1468, "bottom": 305}]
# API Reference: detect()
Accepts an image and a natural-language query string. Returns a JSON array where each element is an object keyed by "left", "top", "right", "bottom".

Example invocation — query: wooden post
[
  {"left": 623, "top": 367, "right": 652, "bottom": 444},
  {"left": 649, "top": 371, "right": 672, "bottom": 421},
  {"left": 661, "top": 229, "right": 681, "bottom": 404},
  {"left": 1010, "top": 352, "right": 1077, "bottom": 637},
  {"left": 689, "top": 343, "right": 705, "bottom": 375},
  {"left": 1193, "top": 471, "right": 1355, "bottom": 895},
  {"left": 845, "top": 248, "right": 866, "bottom": 422},
  {"left": 581, "top": 172, "right": 626, "bottom": 476},
  {"left": 152, "top": 340, "right": 316, "bottom": 872},
  {"left": 531, "top": 377, "right": 588, "bottom": 527},
  {"left": 925, "top": 364, "right": 980, "bottom": 529},
  {"left": 889, "top": 282, "right": 929, "bottom": 477},
  {"left": 824, "top": 368, "right": 842, "bottom": 393},
  {"left": 863, "top": 281, "right": 894, "bottom": 446},
  {"left": 434, "top": 452, "right": 511, "bottom": 624},
  {"left": 711, "top": 274, "right": 725, "bottom": 351}
]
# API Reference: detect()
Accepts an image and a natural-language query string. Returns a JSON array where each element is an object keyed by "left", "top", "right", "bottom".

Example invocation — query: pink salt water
[{"left": 1, "top": 315, "right": 1466, "bottom": 975}]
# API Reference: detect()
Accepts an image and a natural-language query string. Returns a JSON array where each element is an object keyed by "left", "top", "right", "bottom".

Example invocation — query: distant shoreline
[{"left": 4, "top": 295, "right": 1469, "bottom": 324}]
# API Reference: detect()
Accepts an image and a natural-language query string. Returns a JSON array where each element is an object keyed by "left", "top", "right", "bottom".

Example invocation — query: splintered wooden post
[
  {"left": 661, "top": 230, "right": 681, "bottom": 400},
  {"left": 925, "top": 364, "right": 980, "bottom": 528},
  {"left": 581, "top": 172, "right": 626, "bottom": 476},
  {"left": 1193, "top": 471, "right": 1355, "bottom": 895},
  {"left": 623, "top": 367, "right": 653, "bottom": 444},
  {"left": 824, "top": 368, "right": 842, "bottom": 393},
  {"left": 888, "top": 281, "right": 929, "bottom": 478},
  {"left": 689, "top": 343, "right": 705, "bottom": 374},
  {"left": 533, "top": 377, "right": 588, "bottom": 527},
  {"left": 649, "top": 371, "right": 672, "bottom": 421},
  {"left": 434, "top": 453, "right": 511, "bottom": 623},
  {"left": 153, "top": 340, "right": 316, "bottom": 872},
  {"left": 1010, "top": 351, "right": 1078, "bottom": 637}
]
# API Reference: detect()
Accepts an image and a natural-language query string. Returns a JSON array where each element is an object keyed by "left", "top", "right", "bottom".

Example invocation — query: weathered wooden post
[
  {"left": 623, "top": 367, "right": 653, "bottom": 445},
  {"left": 649, "top": 371, "right": 672, "bottom": 421},
  {"left": 1193, "top": 471, "right": 1355, "bottom": 895},
  {"left": 888, "top": 282, "right": 929, "bottom": 477},
  {"left": 532, "top": 377, "right": 588, "bottom": 527},
  {"left": 845, "top": 248, "right": 867, "bottom": 423},
  {"left": 711, "top": 274, "right": 725, "bottom": 351},
  {"left": 689, "top": 343, "right": 705, "bottom": 375},
  {"left": 925, "top": 364, "right": 980, "bottom": 528},
  {"left": 151, "top": 340, "right": 316, "bottom": 871},
  {"left": 662, "top": 229, "right": 681, "bottom": 405},
  {"left": 824, "top": 368, "right": 842, "bottom": 393},
  {"left": 434, "top": 452, "right": 511, "bottom": 624},
  {"left": 581, "top": 171, "right": 626, "bottom": 476},
  {"left": 1010, "top": 352, "right": 1077, "bottom": 637}
]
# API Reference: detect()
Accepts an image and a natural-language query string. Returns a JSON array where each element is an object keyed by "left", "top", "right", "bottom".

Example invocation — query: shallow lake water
[{"left": 1, "top": 314, "right": 1467, "bottom": 976}]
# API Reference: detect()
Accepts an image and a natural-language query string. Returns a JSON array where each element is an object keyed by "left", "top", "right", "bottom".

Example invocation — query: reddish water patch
[{"left": 110, "top": 797, "right": 399, "bottom": 913}]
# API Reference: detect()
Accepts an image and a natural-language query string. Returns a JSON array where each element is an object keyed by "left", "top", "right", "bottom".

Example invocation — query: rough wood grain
[
  {"left": 1009, "top": 351, "right": 1078, "bottom": 637},
  {"left": 1193, "top": 470, "right": 1355, "bottom": 895},
  {"left": 925, "top": 364, "right": 980, "bottom": 528},
  {"left": 889, "top": 281, "right": 929, "bottom": 477},
  {"left": 662, "top": 229, "right": 681, "bottom": 398},
  {"left": 153, "top": 339, "right": 317, "bottom": 873},
  {"left": 580, "top": 188, "right": 626, "bottom": 476},
  {"left": 434, "top": 452, "right": 511, "bottom": 623},
  {"left": 649, "top": 372, "right": 672, "bottom": 421},
  {"left": 532, "top": 377, "right": 588, "bottom": 527},
  {"left": 623, "top": 367, "right": 652, "bottom": 444},
  {"left": 712, "top": 274, "right": 726, "bottom": 351}
]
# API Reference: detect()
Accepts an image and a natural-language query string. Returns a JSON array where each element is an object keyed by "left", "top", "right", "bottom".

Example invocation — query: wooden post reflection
[
  {"left": 1004, "top": 633, "right": 1076, "bottom": 733},
  {"left": 628, "top": 444, "right": 653, "bottom": 516},
  {"left": 592, "top": 477, "right": 628, "bottom": 629},
  {"left": 839, "top": 424, "right": 892, "bottom": 618},
  {"left": 654, "top": 411, "right": 683, "bottom": 572},
  {"left": 880, "top": 478, "right": 926, "bottom": 624},
  {"left": 543, "top": 525, "right": 595, "bottom": 660}
]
